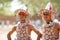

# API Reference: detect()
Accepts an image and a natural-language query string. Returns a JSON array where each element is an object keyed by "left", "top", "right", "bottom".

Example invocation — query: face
[
  {"left": 42, "top": 12, "right": 52, "bottom": 23},
  {"left": 19, "top": 14, "right": 27, "bottom": 23}
]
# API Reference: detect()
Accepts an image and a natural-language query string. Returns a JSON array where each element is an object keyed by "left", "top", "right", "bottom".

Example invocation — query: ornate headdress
[
  {"left": 15, "top": 9, "right": 28, "bottom": 16},
  {"left": 40, "top": 2, "right": 56, "bottom": 19}
]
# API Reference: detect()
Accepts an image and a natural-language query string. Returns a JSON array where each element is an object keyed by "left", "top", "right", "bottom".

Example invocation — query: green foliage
[
  {"left": 0, "top": 0, "right": 12, "bottom": 3},
  {"left": 0, "top": 0, "right": 60, "bottom": 16},
  {"left": 21, "top": 0, "right": 50, "bottom": 15},
  {"left": 21, "top": 0, "right": 60, "bottom": 15},
  {"left": 0, "top": 0, "right": 11, "bottom": 16}
]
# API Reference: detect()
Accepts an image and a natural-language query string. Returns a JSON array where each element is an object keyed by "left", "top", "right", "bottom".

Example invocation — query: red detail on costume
[
  {"left": 49, "top": 4, "right": 53, "bottom": 12},
  {"left": 18, "top": 11, "right": 28, "bottom": 16}
]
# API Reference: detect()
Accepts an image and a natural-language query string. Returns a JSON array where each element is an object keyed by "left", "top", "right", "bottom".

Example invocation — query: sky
[{"left": 9, "top": 0, "right": 27, "bottom": 12}]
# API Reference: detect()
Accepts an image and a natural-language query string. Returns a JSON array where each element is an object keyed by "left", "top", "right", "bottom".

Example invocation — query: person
[
  {"left": 38, "top": 9, "right": 60, "bottom": 40},
  {"left": 7, "top": 9, "right": 42, "bottom": 40}
]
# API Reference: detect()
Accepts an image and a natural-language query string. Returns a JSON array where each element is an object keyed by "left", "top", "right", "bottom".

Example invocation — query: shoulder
[
  {"left": 54, "top": 22, "right": 59, "bottom": 26},
  {"left": 26, "top": 20, "right": 35, "bottom": 28},
  {"left": 12, "top": 26, "right": 17, "bottom": 29},
  {"left": 54, "top": 22, "right": 60, "bottom": 29},
  {"left": 53, "top": 19, "right": 60, "bottom": 25},
  {"left": 26, "top": 20, "right": 32, "bottom": 25}
]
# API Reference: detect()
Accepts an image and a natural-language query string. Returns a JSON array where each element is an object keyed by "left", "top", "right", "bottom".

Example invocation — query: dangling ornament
[
  {"left": 45, "top": 2, "right": 53, "bottom": 12},
  {"left": 15, "top": 9, "right": 28, "bottom": 16}
]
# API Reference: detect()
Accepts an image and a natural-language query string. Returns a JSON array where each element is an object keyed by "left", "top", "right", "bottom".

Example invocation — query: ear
[
  {"left": 51, "top": 11, "right": 56, "bottom": 17},
  {"left": 51, "top": 11, "right": 56, "bottom": 20},
  {"left": 38, "top": 9, "right": 44, "bottom": 16}
]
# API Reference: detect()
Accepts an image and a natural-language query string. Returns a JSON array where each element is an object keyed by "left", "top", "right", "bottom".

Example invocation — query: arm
[
  {"left": 7, "top": 26, "right": 16, "bottom": 40},
  {"left": 56, "top": 23, "right": 60, "bottom": 32},
  {"left": 57, "top": 23, "right": 60, "bottom": 36},
  {"left": 58, "top": 24, "right": 60, "bottom": 32},
  {"left": 55, "top": 23, "right": 60, "bottom": 33},
  {"left": 29, "top": 25, "right": 42, "bottom": 40}
]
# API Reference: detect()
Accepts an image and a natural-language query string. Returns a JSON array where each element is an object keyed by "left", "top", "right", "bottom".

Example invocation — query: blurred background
[{"left": 0, "top": 0, "right": 60, "bottom": 40}]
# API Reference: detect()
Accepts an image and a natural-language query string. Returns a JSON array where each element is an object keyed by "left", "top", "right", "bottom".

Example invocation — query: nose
[{"left": 45, "top": 16, "right": 48, "bottom": 18}]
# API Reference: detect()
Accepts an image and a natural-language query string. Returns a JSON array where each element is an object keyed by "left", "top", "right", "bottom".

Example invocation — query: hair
[
  {"left": 39, "top": 9, "right": 50, "bottom": 16},
  {"left": 39, "top": 9, "right": 56, "bottom": 22}
]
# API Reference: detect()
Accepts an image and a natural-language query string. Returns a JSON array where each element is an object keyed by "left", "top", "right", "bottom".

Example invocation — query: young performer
[
  {"left": 7, "top": 9, "right": 42, "bottom": 40},
  {"left": 38, "top": 8, "right": 60, "bottom": 40},
  {"left": 37, "top": 2, "right": 60, "bottom": 40}
]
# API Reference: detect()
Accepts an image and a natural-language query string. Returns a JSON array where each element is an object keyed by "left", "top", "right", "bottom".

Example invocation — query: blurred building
[{"left": 0, "top": 16, "right": 16, "bottom": 25}]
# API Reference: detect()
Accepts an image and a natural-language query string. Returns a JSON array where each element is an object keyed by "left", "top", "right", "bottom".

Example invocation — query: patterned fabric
[
  {"left": 16, "top": 21, "right": 31, "bottom": 40},
  {"left": 40, "top": 23, "right": 59, "bottom": 40}
]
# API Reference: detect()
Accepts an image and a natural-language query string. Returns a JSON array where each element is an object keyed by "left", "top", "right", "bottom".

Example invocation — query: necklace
[
  {"left": 42, "top": 21, "right": 54, "bottom": 27},
  {"left": 42, "top": 23, "right": 56, "bottom": 40}
]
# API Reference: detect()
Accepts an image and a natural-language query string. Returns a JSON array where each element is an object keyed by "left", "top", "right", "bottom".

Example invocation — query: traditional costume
[
  {"left": 15, "top": 9, "right": 31, "bottom": 40},
  {"left": 40, "top": 2, "right": 59, "bottom": 40}
]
